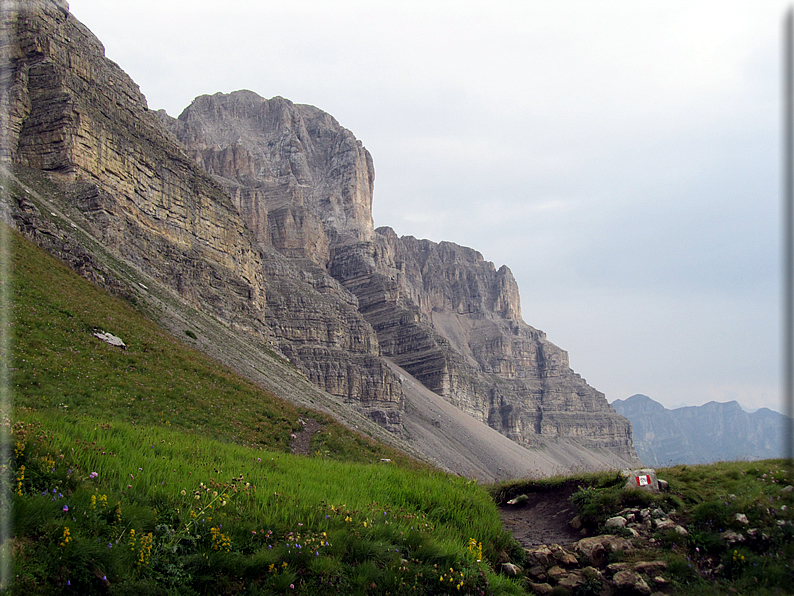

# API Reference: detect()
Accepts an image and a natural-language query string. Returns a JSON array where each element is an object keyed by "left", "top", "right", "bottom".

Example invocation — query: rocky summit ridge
[{"left": 1, "top": 0, "right": 637, "bottom": 478}]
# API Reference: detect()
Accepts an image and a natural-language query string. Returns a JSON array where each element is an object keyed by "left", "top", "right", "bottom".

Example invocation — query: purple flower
[
  {"left": 89, "top": 472, "right": 98, "bottom": 479},
  {"left": 63, "top": 505, "right": 68, "bottom": 512}
]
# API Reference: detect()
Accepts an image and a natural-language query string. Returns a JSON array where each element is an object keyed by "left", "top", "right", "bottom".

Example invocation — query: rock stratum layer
[{"left": 2, "top": 0, "right": 637, "bottom": 473}]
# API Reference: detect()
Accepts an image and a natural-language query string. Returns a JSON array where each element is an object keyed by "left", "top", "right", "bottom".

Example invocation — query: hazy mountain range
[{"left": 612, "top": 394, "right": 788, "bottom": 466}]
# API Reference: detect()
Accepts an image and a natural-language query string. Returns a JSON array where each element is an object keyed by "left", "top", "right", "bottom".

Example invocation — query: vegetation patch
[{"left": 3, "top": 227, "right": 525, "bottom": 594}]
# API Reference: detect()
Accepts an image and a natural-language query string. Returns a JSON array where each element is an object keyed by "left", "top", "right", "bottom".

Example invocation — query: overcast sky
[{"left": 65, "top": 0, "right": 787, "bottom": 413}]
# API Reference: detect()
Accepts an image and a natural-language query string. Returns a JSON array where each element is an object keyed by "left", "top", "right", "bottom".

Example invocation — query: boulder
[
  {"left": 721, "top": 530, "right": 745, "bottom": 544},
  {"left": 550, "top": 546, "right": 579, "bottom": 566},
  {"left": 633, "top": 561, "right": 667, "bottom": 574},
  {"left": 527, "top": 582, "right": 554, "bottom": 595},
  {"left": 575, "top": 535, "right": 633, "bottom": 567},
  {"left": 557, "top": 570, "right": 586, "bottom": 589},
  {"left": 622, "top": 468, "right": 659, "bottom": 492},
  {"left": 654, "top": 519, "right": 675, "bottom": 531},
  {"left": 605, "top": 516, "right": 627, "bottom": 529},
  {"left": 547, "top": 565, "right": 568, "bottom": 581},
  {"left": 525, "top": 546, "right": 553, "bottom": 567},
  {"left": 613, "top": 570, "right": 652, "bottom": 595},
  {"left": 93, "top": 331, "right": 126, "bottom": 349}
]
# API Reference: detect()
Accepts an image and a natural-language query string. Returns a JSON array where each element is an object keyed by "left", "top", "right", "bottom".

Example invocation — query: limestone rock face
[
  {"left": 157, "top": 94, "right": 402, "bottom": 419},
  {"left": 159, "top": 90, "right": 375, "bottom": 264},
  {"left": 327, "top": 229, "right": 634, "bottom": 454},
  {"left": 257, "top": 246, "right": 404, "bottom": 429},
  {"left": 167, "top": 88, "right": 634, "bottom": 459},
  {"left": 1, "top": 0, "right": 266, "bottom": 331}
]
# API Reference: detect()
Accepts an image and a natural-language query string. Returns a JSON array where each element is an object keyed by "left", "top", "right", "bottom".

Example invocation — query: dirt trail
[
  {"left": 499, "top": 484, "right": 583, "bottom": 548},
  {"left": 289, "top": 418, "right": 324, "bottom": 456}
]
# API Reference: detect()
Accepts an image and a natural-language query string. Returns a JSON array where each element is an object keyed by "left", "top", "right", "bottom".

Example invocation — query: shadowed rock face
[{"left": 3, "top": 0, "right": 636, "bottom": 463}]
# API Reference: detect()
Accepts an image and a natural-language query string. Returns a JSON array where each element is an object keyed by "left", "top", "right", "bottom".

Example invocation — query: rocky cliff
[
  {"left": 612, "top": 394, "right": 787, "bottom": 466},
  {"left": 1, "top": 0, "right": 266, "bottom": 332},
  {"left": 164, "top": 90, "right": 635, "bottom": 457},
  {"left": 2, "top": 0, "right": 636, "bottom": 465},
  {"left": 0, "top": 0, "right": 403, "bottom": 428}
]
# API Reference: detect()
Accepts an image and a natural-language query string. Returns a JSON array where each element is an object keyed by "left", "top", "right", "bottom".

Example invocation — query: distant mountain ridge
[{"left": 612, "top": 394, "right": 786, "bottom": 466}]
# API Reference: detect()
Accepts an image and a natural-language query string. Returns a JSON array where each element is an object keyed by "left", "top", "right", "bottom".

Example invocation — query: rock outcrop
[{"left": 2, "top": 0, "right": 636, "bottom": 465}]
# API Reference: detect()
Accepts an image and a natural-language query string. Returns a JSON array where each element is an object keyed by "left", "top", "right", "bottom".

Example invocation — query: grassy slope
[
  {"left": 3, "top": 227, "right": 525, "bottom": 595},
  {"left": 7, "top": 222, "right": 416, "bottom": 464}
]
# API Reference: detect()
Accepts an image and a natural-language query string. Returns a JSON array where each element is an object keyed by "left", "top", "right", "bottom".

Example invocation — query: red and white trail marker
[{"left": 636, "top": 474, "right": 651, "bottom": 487}]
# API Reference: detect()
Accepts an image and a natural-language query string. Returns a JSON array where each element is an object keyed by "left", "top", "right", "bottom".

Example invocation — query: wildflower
[
  {"left": 59, "top": 527, "right": 72, "bottom": 547},
  {"left": 89, "top": 472, "right": 98, "bottom": 478},
  {"left": 63, "top": 505, "right": 68, "bottom": 512}
]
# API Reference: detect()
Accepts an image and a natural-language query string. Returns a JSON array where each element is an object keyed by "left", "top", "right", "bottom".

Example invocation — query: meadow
[{"left": 2, "top": 225, "right": 524, "bottom": 594}]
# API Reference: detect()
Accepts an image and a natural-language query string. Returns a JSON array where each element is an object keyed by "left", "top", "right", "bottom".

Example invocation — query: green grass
[
  {"left": 2, "top": 225, "right": 525, "bottom": 594},
  {"left": 504, "top": 461, "right": 794, "bottom": 594},
  {"left": 6, "top": 223, "right": 421, "bottom": 467},
  {"left": 9, "top": 412, "right": 519, "bottom": 594}
]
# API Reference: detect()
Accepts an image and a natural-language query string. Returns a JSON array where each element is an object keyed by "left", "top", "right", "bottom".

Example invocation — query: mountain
[
  {"left": 0, "top": 0, "right": 637, "bottom": 477},
  {"left": 612, "top": 394, "right": 787, "bottom": 466}
]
